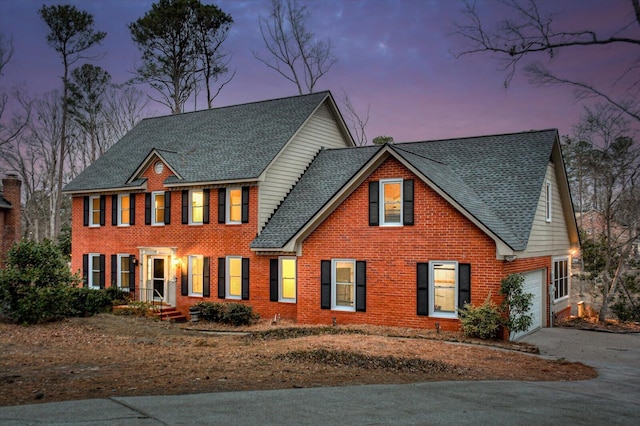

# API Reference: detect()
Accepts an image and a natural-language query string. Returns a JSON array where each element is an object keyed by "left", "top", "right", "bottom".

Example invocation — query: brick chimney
[{"left": 1, "top": 174, "right": 22, "bottom": 267}]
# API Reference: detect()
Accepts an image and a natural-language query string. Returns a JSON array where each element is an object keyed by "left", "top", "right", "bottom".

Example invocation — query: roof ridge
[{"left": 393, "top": 128, "right": 558, "bottom": 146}]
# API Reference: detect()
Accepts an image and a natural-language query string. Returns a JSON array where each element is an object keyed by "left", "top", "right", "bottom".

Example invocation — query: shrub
[
  {"left": 499, "top": 273, "right": 533, "bottom": 340},
  {"left": 611, "top": 299, "right": 640, "bottom": 322},
  {"left": 104, "top": 286, "right": 130, "bottom": 306},
  {"left": 65, "top": 287, "right": 113, "bottom": 317},
  {"left": 197, "top": 301, "right": 226, "bottom": 322},
  {"left": 458, "top": 297, "right": 503, "bottom": 339},
  {"left": 195, "top": 302, "right": 258, "bottom": 326},
  {"left": 113, "top": 301, "right": 154, "bottom": 317}
]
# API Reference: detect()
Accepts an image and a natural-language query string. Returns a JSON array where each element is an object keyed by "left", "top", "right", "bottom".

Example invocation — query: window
[
  {"left": 227, "top": 188, "right": 242, "bottom": 224},
  {"left": 118, "top": 254, "right": 130, "bottom": 289},
  {"left": 189, "top": 255, "right": 204, "bottom": 296},
  {"left": 152, "top": 191, "right": 165, "bottom": 225},
  {"left": 83, "top": 253, "right": 104, "bottom": 289},
  {"left": 430, "top": 262, "right": 457, "bottom": 317},
  {"left": 218, "top": 256, "right": 249, "bottom": 300},
  {"left": 190, "top": 191, "right": 204, "bottom": 224},
  {"left": 545, "top": 180, "right": 552, "bottom": 222},
  {"left": 280, "top": 257, "right": 297, "bottom": 302},
  {"left": 553, "top": 257, "right": 569, "bottom": 300},
  {"left": 89, "top": 196, "right": 101, "bottom": 227},
  {"left": 118, "top": 194, "right": 131, "bottom": 226},
  {"left": 380, "top": 179, "right": 402, "bottom": 226},
  {"left": 369, "top": 179, "right": 413, "bottom": 227},
  {"left": 320, "top": 260, "right": 366, "bottom": 312},
  {"left": 333, "top": 260, "right": 355, "bottom": 310},
  {"left": 227, "top": 256, "right": 242, "bottom": 299}
]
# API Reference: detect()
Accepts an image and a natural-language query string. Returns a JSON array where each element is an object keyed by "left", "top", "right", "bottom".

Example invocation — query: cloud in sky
[{"left": 0, "top": 0, "right": 635, "bottom": 143}]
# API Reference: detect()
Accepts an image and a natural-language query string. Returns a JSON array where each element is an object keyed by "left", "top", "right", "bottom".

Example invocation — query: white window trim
[
  {"left": 379, "top": 178, "right": 403, "bottom": 227},
  {"left": 151, "top": 191, "right": 165, "bottom": 226},
  {"left": 226, "top": 256, "right": 242, "bottom": 299},
  {"left": 117, "top": 254, "right": 130, "bottom": 289},
  {"left": 331, "top": 259, "right": 356, "bottom": 312},
  {"left": 279, "top": 256, "right": 297, "bottom": 303},
  {"left": 117, "top": 194, "right": 131, "bottom": 227},
  {"left": 188, "top": 255, "right": 204, "bottom": 296},
  {"left": 428, "top": 260, "right": 458, "bottom": 319},
  {"left": 226, "top": 187, "right": 242, "bottom": 225},
  {"left": 545, "top": 180, "right": 552, "bottom": 223},
  {"left": 88, "top": 253, "right": 101, "bottom": 289},
  {"left": 89, "top": 195, "right": 101, "bottom": 227},
  {"left": 189, "top": 190, "right": 204, "bottom": 225},
  {"left": 552, "top": 256, "right": 570, "bottom": 302}
]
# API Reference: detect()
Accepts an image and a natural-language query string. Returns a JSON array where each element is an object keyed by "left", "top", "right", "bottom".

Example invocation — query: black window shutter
[
  {"left": 241, "top": 187, "right": 249, "bottom": 223},
  {"left": 181, "top": 190, "right": 189, "bottom": 224},
  {"left": 99, "top": 254, "right": 106, "bottom": 289},
  {"left": 241, "top": 258, "right": 250, "bottom": 300},
  {"left": 111, "top": 254, "right": 117, "bottom": 287},
  {"left": 218, "top": 189, "right": 226, "bottom": 223},
  {"left": 403, "top": 179, "right": 414, "bottom": 226},
  {"left": 203, "top": 189, "right": 210, "bottom": 224},
  {"left": 355, "top": 261, "right": 366, "bottom": 312},
  {"left": 128, "top": 256, "right": 136, "bottom": 291},
  {"left": 99, "top": 195, "right": 106, "bottom": 226},
  {"left": 217, "top": 257, "right": 225, "bottom": 298},
  {"left": 458, "top": 263, "right": 471, "bottom": 309},
  {"left": 203, "top": 257, "right": 210, "bottom": 297},
  {"left": 181, "top": 257, "right": 188, "bottom": 296},
  {"left": 83, "top": 197, "right": 89, "bottom": 226},
  {"left": 164, "top": 191, "right": 171, "bottom": 224},
  {"left": 369, "top": 181, "right": 379, "bottom": 226},
  {"left": 417, "top": 263, "right": 429, "bottom": 316},
  {"left": 82, "top": 254, "right": 89, "bottom": 287},
  {"left": 269, "top": 259, "right": 278, "bottom": 302},
  {"left": 130, "top": 193, "right": 136, "bottom": 225},
  {"left": 320, "top": 260, "right": 331, "bottom": 309},
  {"left": 112, "top": 195, "right": 118, "bottom": 226},
  {"left": 145, "top": 193, "right": 151, "bottom": 225}
]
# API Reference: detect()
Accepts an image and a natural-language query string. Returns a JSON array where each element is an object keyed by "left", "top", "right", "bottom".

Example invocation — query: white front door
[{"left": 141, "top": 255, "right": 168, "bottom": 303}]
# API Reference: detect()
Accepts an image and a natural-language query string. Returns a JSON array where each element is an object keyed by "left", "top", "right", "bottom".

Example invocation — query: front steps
[{"left": 154, "top": 305, "right": 187, "bottom": 323}]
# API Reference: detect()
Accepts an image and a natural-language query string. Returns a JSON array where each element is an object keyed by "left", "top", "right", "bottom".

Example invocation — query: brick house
[
  {"left": 63, "top": 92, "right": 579, "bottom": 339},
  {"left": 0, "top": 174, "right": 22, "bottom": 268}
]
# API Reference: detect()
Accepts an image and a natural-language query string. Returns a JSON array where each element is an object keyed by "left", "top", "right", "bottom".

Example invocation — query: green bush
[
  {"left": 65, "top": 287, "right": 113, "bottom": 317},
  {"left": 458, "top": 297, "right": 503, "bottom": 340},
  {"left": 499, "top": 274, "right": 533, "bottom": 339},
  {"left": 104, "top": 286, "right": 131, "bottom": 305},
  {"left": 195, "top": 302, "right": 258, "bottom": 326},
  {"left": 611, "top": 299, "right": 640, "bottom": 322}
]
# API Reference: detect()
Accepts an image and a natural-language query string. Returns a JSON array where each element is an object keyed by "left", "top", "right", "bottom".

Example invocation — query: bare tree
[
  {"left": 0, "top": 34, "right": 31, "bottom": 152},
  {"left": 453, "top": 0, "right": 640, "bottom": 124},
  {"left": 340, "top": 91, "right": 369, "bottom": 146},
  {"left": 0, "top": 33, "right": 13, "bottom": 76},
  {"left": 254, "top": 0, "right": 336, "bottom": 94}
]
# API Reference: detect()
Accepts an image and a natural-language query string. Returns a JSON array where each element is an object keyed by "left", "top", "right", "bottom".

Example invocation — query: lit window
[
  {"left": 553, "top": 257, "right": 569, "bottom": 300},
  {"left": 118, "top": 254, "right": 130, "bottom": 289},
  {"left": 332, "top": 259, "right": 355, "bottom": 311},
  {"left": 279, "top": 257, "right": 296, "bottom": 302},
  {"left": 545, "top": 181, "right": 552, "bottom": 223},
  {"left": 89, "top": 254, "right": 102, "bottom": 289},
  {"left": 189, "top": 255, "right": 204, "bottom": 295},
  {"left": 227, "top": 188, "right": 242, "bottom": 224},
  {"left": 430, "top": 261, "right": 457, "bottom": 318},
  {"left": 380, "top": 179, "right": 402, "bottom": 226},
  {"left": 227, "top": 256, "right": 242, "bottom": 299},
  {"left": 119, "top": 194, "right": 131, "bottom": 226},
  {"left": 152, "top": 191, "right": 165, "bottom": 225},
  {"left": 89, "top": 196, "right": 101, "bottom": 227},
  {"left": 191, "top": 190, "right": 203, "bottom": 224}
]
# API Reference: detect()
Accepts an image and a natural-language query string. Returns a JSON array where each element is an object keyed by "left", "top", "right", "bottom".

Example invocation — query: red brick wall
[{"left": 1, "top": 175, "right": 22, "bottom": 267}]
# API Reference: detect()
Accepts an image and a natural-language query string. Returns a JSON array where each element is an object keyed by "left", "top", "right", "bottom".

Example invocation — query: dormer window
[{"left": 368, "top": 179, "right": 414, "bottom": 227}]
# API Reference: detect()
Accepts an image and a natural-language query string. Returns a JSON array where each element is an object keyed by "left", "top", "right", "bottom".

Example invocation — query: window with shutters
[
  {"left": 227, "top": 188, "right": 242, "bottom": 224},
  {"left": 88, "top": 253, "right": 102, "bottom": 289},
  {"left": 553, "top": 257, "right": 569, "bottom": 300},
  {"left": 118, "top": 194, "right": 131, "bottom": 226},
  {"left": 380, "top": 179, "right": 402, "bottom": 226},
  {"left": 279, "top": 257, "right": 296, "bottom": 302},
  {"left": 333, "top": 259, "right": 355, "bottom": 311},
  {"left": 117, "top": 254, "right": 130, "bottom": 289},
  {"left": 89, "top": 196, "right": 101, "bottom": 227},
  {"left": 430, "top": 261, "right": 458, "bottom": 318},
  {"left": 189, "top": 255, "right": 204, "bottom": 296},
  {"left": 190, "top": 190, "right": 204, "bottom": 224},
  {"left": 152, "top": 191, "right": 165, "bottom": 225}
]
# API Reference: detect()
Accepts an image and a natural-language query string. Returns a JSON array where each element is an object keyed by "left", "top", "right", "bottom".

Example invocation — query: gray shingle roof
[
  {"left": 0, "top": 197, "right": 11, "bottom": 209},
  {"left": 252, "top": 129, "right": 559, "bottom": 251},
  {"left": 63, "top": 92, "right": 332, "bottom": 192}
]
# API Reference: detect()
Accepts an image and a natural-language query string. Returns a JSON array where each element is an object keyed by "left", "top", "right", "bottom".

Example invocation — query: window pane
[
  {"left": 383, "top": 182, "right": 401, "bottom": 223},
  {"left": 191, "top": 191, "right": 203, "bottom": 223},
  {"left": 228, "top": 189, "right": 241, "bottom": 222},
  {"left": 154, "top": 194, "right": 164, "bottom": 223},
  {"left": 281, "top": 258, "right": 296, "bottom": 299},
  {"left": 229, "top": 258, "right": 242, "bottom": 297},
  {"left": 120, "top": 256, "right": 130, "bottom": 288},
  {"left": 91, "top": 197, "right": 101, "bottom": 224},
  {"left": 120, "top": 195, "right": 130, "bottom": 224},
  {"left": 91, "top": 255, "right": 100, "bottom": 288},
  {"left": 433, "top": 263, "right": 456, "bottom": 313},
  {"left": 335, "top": 261, "right": 354, "bottom": 307},
  {"left": 191, "top": 256, "right": 203, "bottom": 294}
]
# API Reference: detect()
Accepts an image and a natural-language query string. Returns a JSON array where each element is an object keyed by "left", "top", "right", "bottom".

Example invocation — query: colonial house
[
  {"left": 63, "top": 92, "right": 579, "bottom": 339},
  {"left": 0, "top": 174, "right": 22, "bottom": 268}
]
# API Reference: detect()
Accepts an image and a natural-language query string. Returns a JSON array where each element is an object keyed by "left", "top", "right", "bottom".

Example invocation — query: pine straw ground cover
[{"left": 0, "top": 314, "right": 596, "bottom": 407}]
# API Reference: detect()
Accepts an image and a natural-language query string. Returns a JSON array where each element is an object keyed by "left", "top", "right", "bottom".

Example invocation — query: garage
[{"left": 512, "top": 269, "right": 545, "bottom": 341}]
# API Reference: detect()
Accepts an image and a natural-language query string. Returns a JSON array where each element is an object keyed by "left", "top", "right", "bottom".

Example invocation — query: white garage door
[{"left": 512, "top": 270, "right": 544, "bottom": 341}]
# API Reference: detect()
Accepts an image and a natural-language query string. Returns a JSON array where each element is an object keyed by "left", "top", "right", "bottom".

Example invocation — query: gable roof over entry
[
  {"left": 252, "top": 129, "right": 578, "bottom": 254},
  {"left": 63, "top": 91, "right": 346, "bottom": 193}
]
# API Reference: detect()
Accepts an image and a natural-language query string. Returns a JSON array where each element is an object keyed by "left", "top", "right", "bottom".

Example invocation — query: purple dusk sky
[{"left": 0, "top": 0, "right": 635, "bottom": 143}]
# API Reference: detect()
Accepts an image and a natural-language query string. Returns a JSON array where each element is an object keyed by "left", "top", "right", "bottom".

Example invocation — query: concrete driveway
[{"left": 1, "top": 327, "right": 638, "bottom": 425}]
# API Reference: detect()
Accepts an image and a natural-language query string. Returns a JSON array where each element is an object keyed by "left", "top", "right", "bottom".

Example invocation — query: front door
[{"left": 152, "top": 257, "right": 165, "bottom": 299}]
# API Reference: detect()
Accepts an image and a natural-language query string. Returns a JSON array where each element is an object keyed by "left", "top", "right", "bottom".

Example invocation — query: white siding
[
  {"left": 521, "top": 163, "right": 571, "bottom": 257},
  {"left": 258, "top": 102, "right": 351, "bottom": 232}
]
